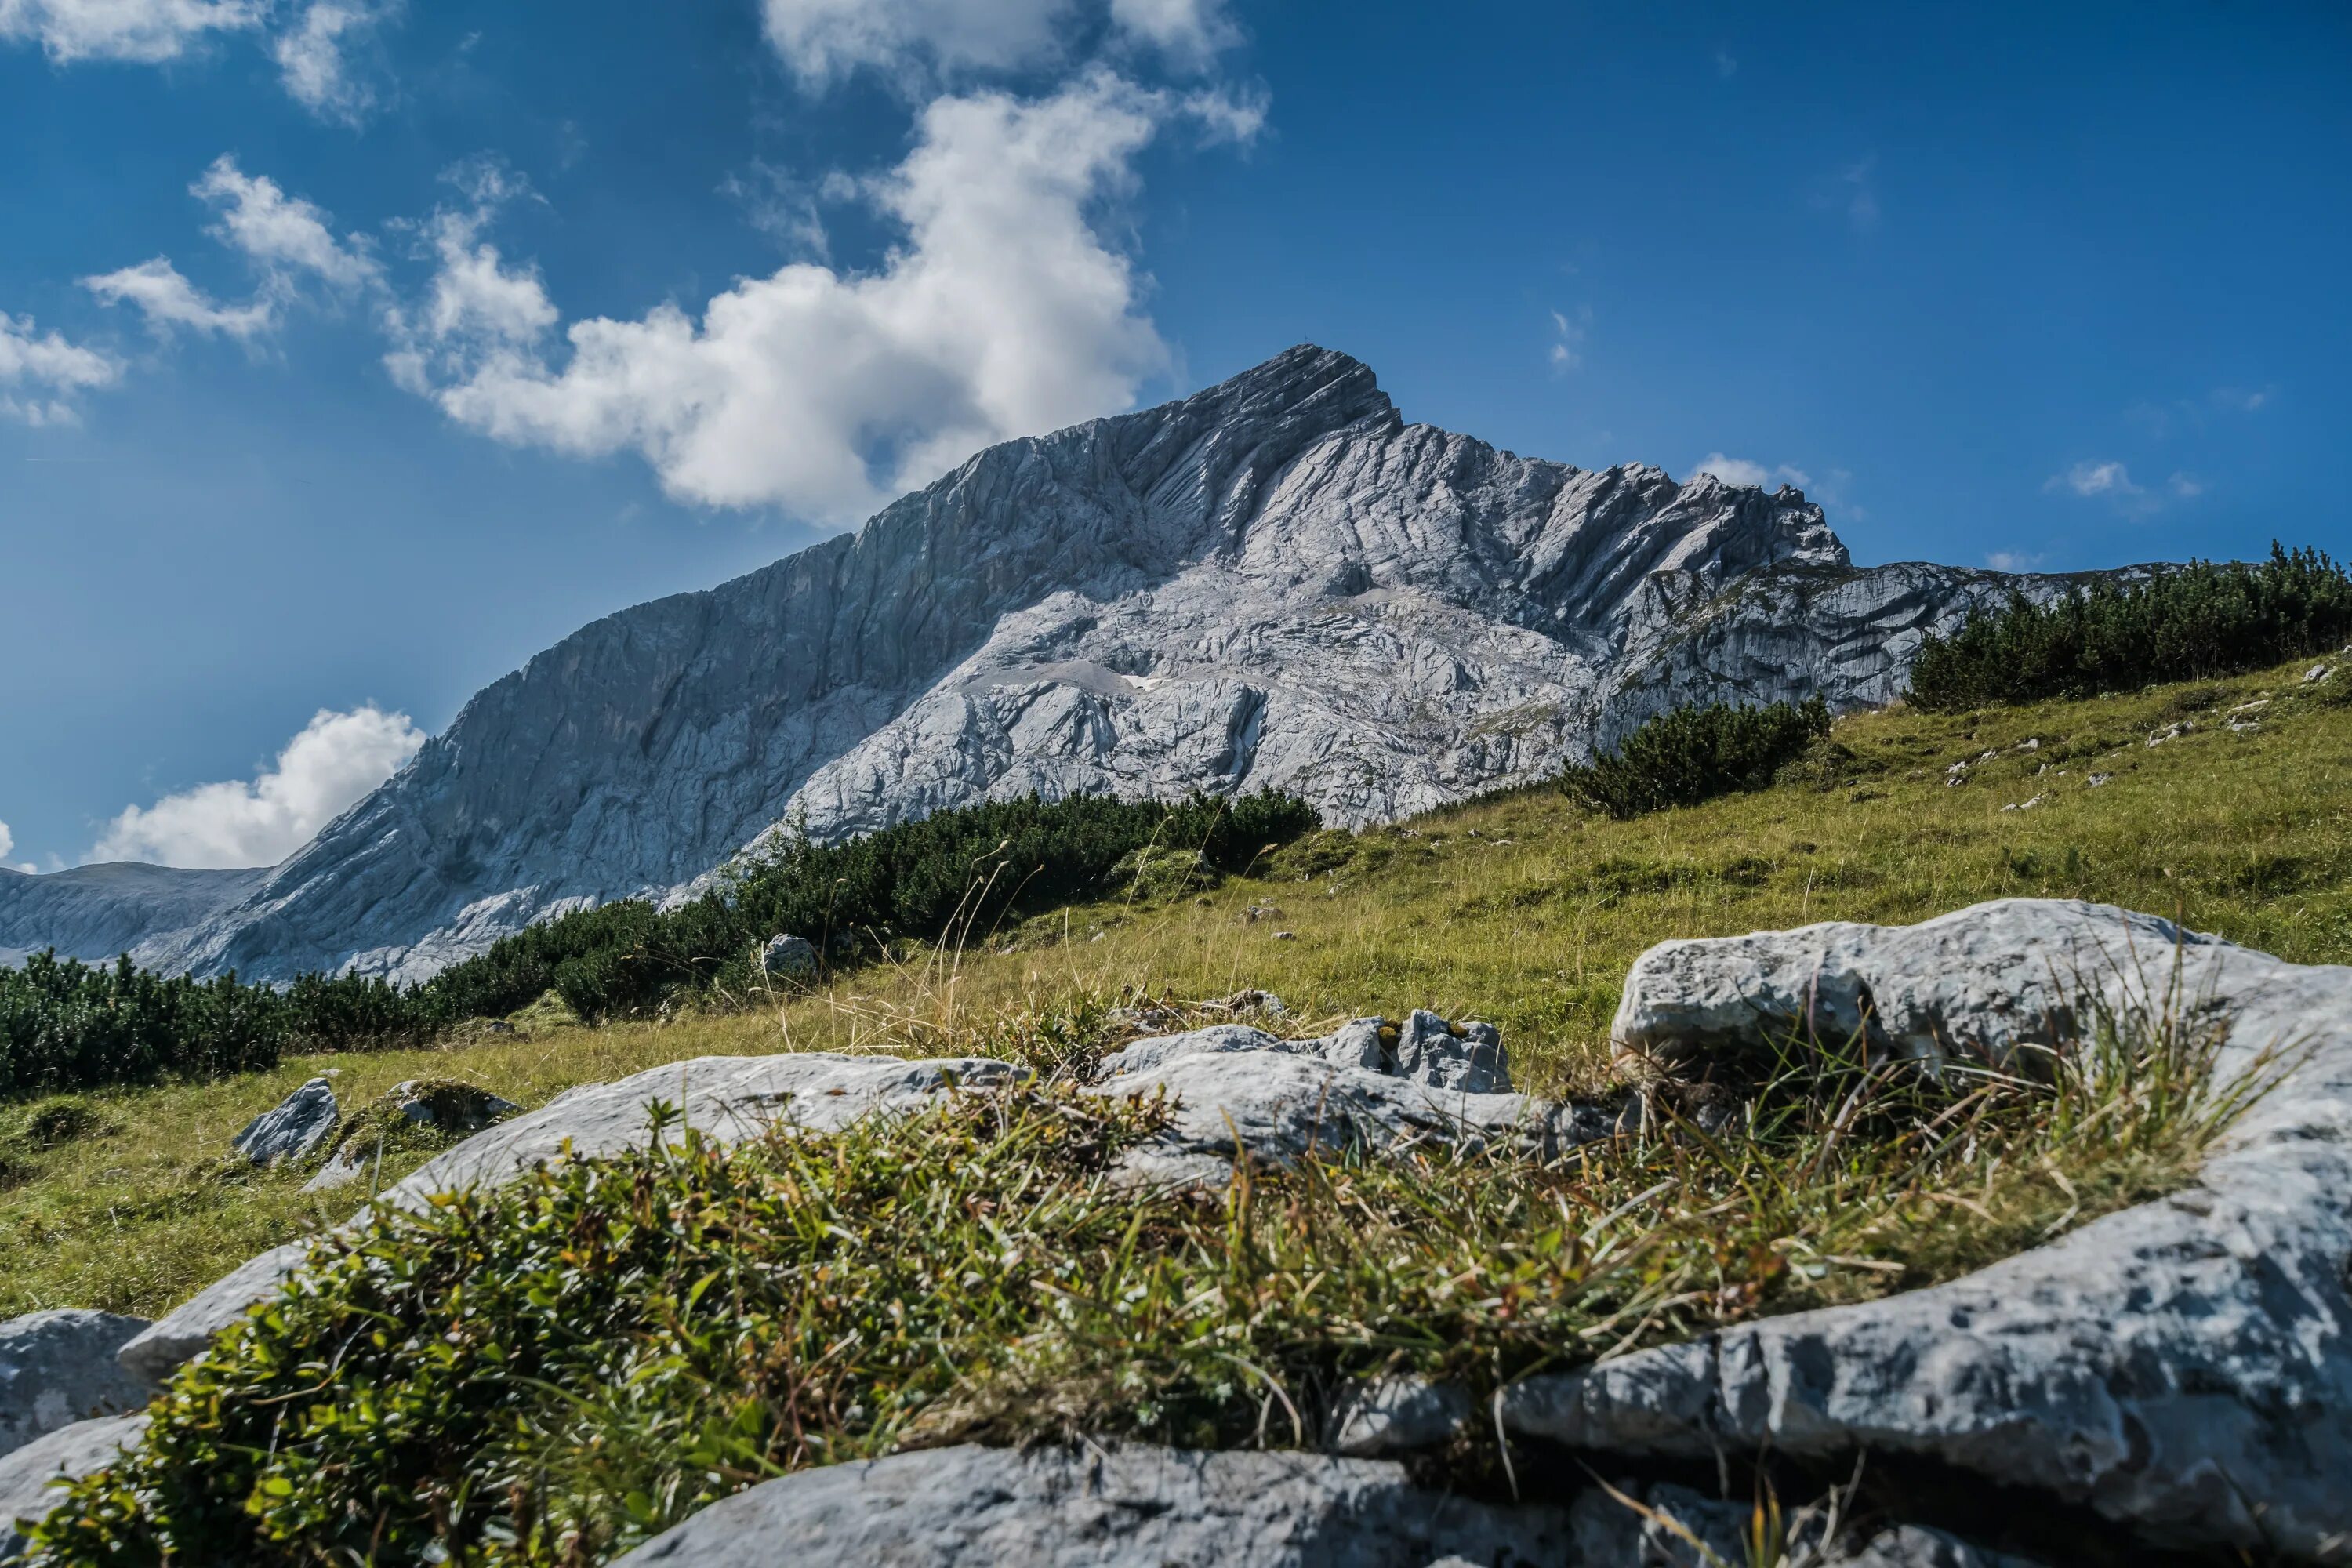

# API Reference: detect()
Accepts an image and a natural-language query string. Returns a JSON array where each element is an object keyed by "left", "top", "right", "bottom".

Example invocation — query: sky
[{"left": 2, "top": 1, "right": 2347, "bottom": 874}]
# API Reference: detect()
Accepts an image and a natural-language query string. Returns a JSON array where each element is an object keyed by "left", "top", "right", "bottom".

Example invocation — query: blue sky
[{"left": 2, "top": 0, "right": 2347, "bottom": 873}]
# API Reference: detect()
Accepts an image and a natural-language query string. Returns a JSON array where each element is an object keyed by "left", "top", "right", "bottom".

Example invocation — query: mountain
[
  {"left": 14, "top": 347, "right": 2092, "bottom": 982},
  {"left": 0, "top": 863, "right": 268, "bottom": 969}
]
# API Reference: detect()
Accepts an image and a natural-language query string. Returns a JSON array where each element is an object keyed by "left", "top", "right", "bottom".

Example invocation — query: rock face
[
  {"left": 38, "top": 347, "right": 2103, "bottom": 985},
  {"left": 1502, "top": 898, "right": 2352, "bottom": 1560},
  {"left": 230, "top": 1077, "right": 339, "bottom": 1167},
  {"left": 1091, "top": 1010, "right": 1600, "bottom": 1187},
  {"left": 759, "top": 934, "right": 818, "bottom": 978},
  {"left": 612, "top": 1443, "right": 1575, "bottom": 1567},
  {"left": 0, "top": 1413, "right": 148, "bottom": 1563},
  {"left": 0, "top": 1312, "right": 153, "bottom": 1461},
  {"left": 0, "top": 862, "right": 267, "bottom": 970}
]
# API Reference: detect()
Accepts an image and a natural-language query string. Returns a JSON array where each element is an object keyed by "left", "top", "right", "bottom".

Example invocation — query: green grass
[{"left": 2, "top": 655, "right": 2347, "bottom": 1327}]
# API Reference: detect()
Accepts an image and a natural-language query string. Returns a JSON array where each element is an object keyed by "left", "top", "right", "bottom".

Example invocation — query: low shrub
[
  {"left": 1559, "top": 697, "right": 1831, "bottom": 818},
  {"left": 1909, "top": 543, "right": 2352, "bottom": 710}
]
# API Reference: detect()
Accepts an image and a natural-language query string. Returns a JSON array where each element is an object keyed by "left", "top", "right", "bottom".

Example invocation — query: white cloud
[
  {"left": 0, "top": 311, "right": 118, "bottom": 425},
  {"left": 1691, "top": 452, "right": 1812, "bottom": 492},
  {"left": 271, "top": 0, "right": 396, "bottom": 123},
  {"left": 92, "top": 705, "right": 425, "bottom": 869},
  {"left": 1713, "top": 47, "right": 1737, "bottom": 78},
  {"left": 2168, "top": 470, "right": 2204, "bottom": 499},
  {"left": 81, "top": 157, "right": 377, "bottom": 343},
  {"left": 81, "top": 255, "right": 276, "bottom": 339},
  {"left": 393, "top": 71, "right": 1230, "bottom": 523},
  {"left": 1814, "top": 155, "right": 1878, "bottom": 231},
  {"left": 2045, "top": 459, "right": 2140, "bottom": 499},
  {"left": 760, "top": 0, "right": 1233, "bottom": 85},
  {"left": 0, "top": 0, "right": 259, "bottom": 63},
  {"left": 194, "top": 155, "right": 379, "bottom": 287},
  {"left": 2210, "top": 386, "right": 2269, "bottom": 414},
  {"left": 1547, "top": 305, "right": 1588, "bottom": 371},
  {"left": 0, "top": 820, "right": 11, "bottom": 859},
  {"left": 1986, "top": 550, "right": 2046, "bottom": 572}
]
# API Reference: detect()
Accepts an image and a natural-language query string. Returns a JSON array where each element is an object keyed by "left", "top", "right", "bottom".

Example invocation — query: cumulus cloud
[
  {"left": 194, "top": 155, "right": 379, "bottom": 286},
  {"left": 82, "top": 256, "right": 276, "bottom": 338},
  {"left": 93, "top": 705, "right": 425, "bottom": 869},
  {"left": 271, "top": 0, "right": 397, "bottom": 123},
  {"left": 82, "top": 156, "right": 376, "bottom": 341},
  {"left": 1986, "top": 550, "right": 2046, "bottom": 573},
  {"left": 760, "top": 0, "right": 1234, "bottom": 85},
  {"left": 0, "top": 310, "right": 118, "bottom": 425},
  {"left": 0, "top": 0, "right": 260, "bottom": 63},
  {"left": 2045, "top": 459, "right": 2140, "bottom": 499},
  {"left": 391, "top": 71, "right": 1236, "bottom": 523},
  {"left": 1691, "top": 452, "right": 1812, "bottom": 492}
]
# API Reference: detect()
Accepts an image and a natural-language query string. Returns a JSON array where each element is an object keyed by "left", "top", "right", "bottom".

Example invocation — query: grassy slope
[{"left": 3, "top": 656, "right": 2347, "bottom": 1320}]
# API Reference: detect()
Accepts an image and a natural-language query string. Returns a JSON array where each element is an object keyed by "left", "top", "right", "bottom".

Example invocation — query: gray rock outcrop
[
  {"left": 0, "top": 1413, "right": 147, "bottom": 1563},
  {"left": 27, "top": 347, "right": 2108, "bottom": 985},
  {"left": 1090, "top": 1010, "right": 1602, "bottom": 1187},
  {"left": 0, "top": 862, "right": 266, "bottom": 970},
  {"left": 1501, "top": 898, "right": 2352, "bottom": 1559},
  {"left": 0, "top": 1312, "right": 153, "bottom": 1461},
  {"left": 759, "top": 935, "right": 818, "bottom": 978},
  {"left": 230, "top": 1076, "right": 339, "bottom": 1167},
  {"left": 612, "top": 1443, "right": 1574, "bottom": 1567},
  {"left": 302, "top": 1079, "right": 522, "bottom": 1191}
]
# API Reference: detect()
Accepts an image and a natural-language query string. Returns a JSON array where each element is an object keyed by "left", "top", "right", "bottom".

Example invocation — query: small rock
[
  {"left": 1325, "top": 1375, "right": 1473, "bottom": 1456},
  {"left": 1271, "top": 930, "right": 1297, "bottom": 941},
  {"left": 1998, "top": 794, "right": 2047, "bottom": 811},
  {"left": 2146, "top": 720, "right": 2191, "bottom": 746},
  {"left": 2086, "top": 771, "right": 2113, "bottom": 787},
  {"left": 758, "top": 934, "right": 818, "bottom": 978},
  {"left": 2015, "top": 737, "right": 2040, "bottom": 752},
  {"left": 1238, "top": 903, "right": 1285, "bottom": 925},
  {"left": 0, "top": 1312, "right": 154, "bottom": 1461},
  {"left": 0, "top": 1413, "right": 149, "bottom": 1563},
  {"left": 2304, "top": 663, "right": 2333, "bottom": 684},
  {"left": 230, "top": 1076, "right": 339, "bottom": 1167},
  {"left": 2228, "top": 717, "right": 2261, "bottom": 734},
  {"left": 303, "top": 1080, "right": 524, "bottom": 1192}
]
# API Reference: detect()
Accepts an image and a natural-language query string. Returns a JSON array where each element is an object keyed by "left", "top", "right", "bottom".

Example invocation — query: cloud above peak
[
  {"left": 1691, "top": 452, "right": 1812, "bottom": 492},
  {"left": 391, "top": 71, "right": 1245, "bottom": 523},
  {"left": 759, "top": 0, "right": 1236, "bottom": 86},
  {"left": 93, "top": 704, "right": 425, "bottom": 869}
]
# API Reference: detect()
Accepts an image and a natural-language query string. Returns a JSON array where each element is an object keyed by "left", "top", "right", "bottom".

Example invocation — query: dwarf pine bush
[
  {"left": 1557, "top": 697, "right": 1831, "bottom": 819},
  {"left": 1908, "top": 543, "right": 2352, "bottom": 710}
]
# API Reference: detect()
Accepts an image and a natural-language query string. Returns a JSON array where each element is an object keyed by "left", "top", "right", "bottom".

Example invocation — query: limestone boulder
[
  {"left": 1504, "top": 898, "right": 2352, "bottom": 1559},
  {"left": 229, "top": 1076, "right": 338, "bottom": 1167},
  {"left": 0, "top": 1413, "right": 147, "bottom": 1564},
  {"left": 0, "top": 1312, "right": 153, "bottom": 1461},
  {"left": 612, "top": 1443, "right": 1573, "bottom": 1567}
]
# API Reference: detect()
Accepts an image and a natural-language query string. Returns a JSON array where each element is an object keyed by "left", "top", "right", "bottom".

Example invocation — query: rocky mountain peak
[{"left": 0, "top": 348, "right": 2071, "bottom": 983}]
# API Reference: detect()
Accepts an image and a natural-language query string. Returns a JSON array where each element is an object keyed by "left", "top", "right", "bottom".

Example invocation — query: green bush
[
  {"left": 1559, "top": 697, "right": 1832, "bottom": 818},
  {"left": 1909, "top": 543, "right": 2352, "bottom": 710},
  {"left": 0, "top": 791, "right": 1321, "bottom": 1093}
]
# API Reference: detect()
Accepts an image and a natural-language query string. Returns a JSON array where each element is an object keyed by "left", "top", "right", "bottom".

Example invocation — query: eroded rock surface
[
  {"left": 42, "top": 347, "right": 2107, "bottom": 985},
  {"left": 1506, "top": 898, "right": 2352, "bottom": 1559},
  {"left": 1090, "top": 1010, "right": 1602, "bottom": 1186},
  {"left": 612, "top": 1443, "right": 1573, "bottom": 1567},
  {"left": 0, "top": 1313, "right": 153, "bottom": 1461}
]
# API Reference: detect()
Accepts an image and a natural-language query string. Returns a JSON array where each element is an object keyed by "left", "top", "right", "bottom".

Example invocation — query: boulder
[
  {"left": 122, "top": 1053, "right": 1023, "bottom": 1383},
  {"left": 0, "top": 1413, "right": 147, "bottom": 1564},
  {"left": 0, "top": 1312, "right": 153, "bottom": 1460},
  {"left": 1324, "top": 1375, "right": 1472, "bottom": 1457},
  {"left": 612, "top": 1443, "right": 1573, "bottom": 1566},
  {"left": 1090, "top": 1011, "right": 1603, "bottom": 1187},
  {"left": 303, "top": 1079, "right": 524, "bottom": 1192},
  {"left": 759, "top": 935, "right": 818, "bottom": 978},
  {"left": 229, "top": 1076, "right": 339, "bottom": 1167},
  {"left": 1505, "top": 898, "right": 2352, "bottom": 1559}
]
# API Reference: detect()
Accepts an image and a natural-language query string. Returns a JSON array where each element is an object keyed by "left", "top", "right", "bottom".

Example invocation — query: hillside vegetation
[{"left": 2, "top": 652, "right": 2346, "bottom": 1327}]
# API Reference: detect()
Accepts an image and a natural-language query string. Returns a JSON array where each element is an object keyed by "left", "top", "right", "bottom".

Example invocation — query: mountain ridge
[{"left": 1, "top": 347, "right": 2101, "bottom": 982}]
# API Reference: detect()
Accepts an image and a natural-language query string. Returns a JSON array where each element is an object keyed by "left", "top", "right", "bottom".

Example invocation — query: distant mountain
[
  {"left": 0, "top": 862, "right": 268, "bottom": 968},
  {"left": 15, "top": 347, "right": 2100, "bottom": 982}
]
